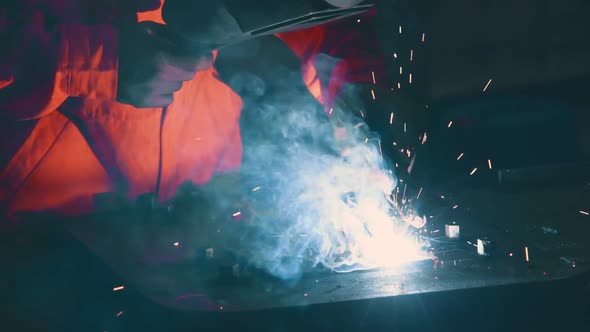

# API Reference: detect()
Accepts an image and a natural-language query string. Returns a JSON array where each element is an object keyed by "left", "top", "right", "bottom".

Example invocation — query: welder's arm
[{"left": 0, "top": 0, "right": 212, "bottom": 117}]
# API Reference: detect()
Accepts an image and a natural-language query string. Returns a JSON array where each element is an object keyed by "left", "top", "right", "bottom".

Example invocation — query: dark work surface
[{"left": 2, "top": 183, "right": 589, "bottom": 331}]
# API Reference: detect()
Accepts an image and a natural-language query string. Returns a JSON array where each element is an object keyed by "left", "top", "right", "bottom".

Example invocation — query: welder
[{"left": 0, "top": 0, "right": 381, "bottom": 310}]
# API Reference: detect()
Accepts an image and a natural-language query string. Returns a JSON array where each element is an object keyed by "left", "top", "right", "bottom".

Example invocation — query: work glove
[
  {"left": 116, "top": 21, "right": 214, "bottom": 108},
  {"left": 324, "top": 0, "right": 365, "bottom": 7}
]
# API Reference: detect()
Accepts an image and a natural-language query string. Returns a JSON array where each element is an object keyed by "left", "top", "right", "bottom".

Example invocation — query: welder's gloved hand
[
  {"left": 116, "top": 22, "right": 214, "bottom": 108},
  {"left": 324, "top": 0, "right": 365, "bottom": 8},
  {"left": 162, "top": 0, "right": 243, "bottom": 51}
]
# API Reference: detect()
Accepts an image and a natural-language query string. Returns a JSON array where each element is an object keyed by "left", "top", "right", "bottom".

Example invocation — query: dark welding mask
[{"left": 162, "top": 0, "right": 374, "bottom": 51}]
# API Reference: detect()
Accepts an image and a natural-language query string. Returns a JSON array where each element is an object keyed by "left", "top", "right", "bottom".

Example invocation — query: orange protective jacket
[{"left": 0, "top": 0, "right": 383, "bottom": 220}]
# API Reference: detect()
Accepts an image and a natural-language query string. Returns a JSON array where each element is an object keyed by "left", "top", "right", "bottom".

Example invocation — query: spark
[
  {"left": 379, "top": 141, "right": 383, "bottom": 158},
  {"left": 364, "top": 137, "right": 369, "bottom": 143},
  {"left": 421, "top": 33, "right": 426, "bottom": 42},
  {"left": 174, "top": 242, "right": 180, "bottom": 247},
  {"left": 393, "top": 53, "right": 398, "bottom": 59},
  {"left": 390, "top": 112, "right": 394, "bottom": 124},
  {"left": 402, "top": 184, "right": 407, "bottom": 203},
  {"left": 304, "top": 293, "right": 309, "bottom": 297},
  {"left": 371, "top": 89, "right": 376, "bottom": 100},
  {"left": 116, "top": 311, "right": 124, "bottom": 317},
  {"left": 410, "top": 50, "right": 414, "bottom": 61},
  {"left": 113, "top": 286, "right": 125, "bottom": 292},
  {"left": 409, "top": 73, "right": 413, "bottom": 84},
  {"left": 509, "top": 252, "right": 513, "bottom": 257},
  {"left": 457, "top": 153, "right": 464, "bottom": 160},
  {"left": 357, "top": 19, "right": 360, "bottom": 23},
  {"left": 399, "top": 25, "right": 402, "bottom": 34},
  {"left": 371, "top": 71, "right": 376, "bottom": 84},
  {"left": 447, "top": 121, "right": 453, "bottom": 128},
  {"left": 233, "top": 211, "right": 241, "bottom": 217},
  {"left": 404, "top": 122, "right": 407, "bottom": 133},
  {"left": 252, "top": 186, "right": 261, "bottom": 192},
  {"left": 417, "top": 187, "right": 423, "bottom": 199},
  {"left": 193, "top": 137, "right": 202, "bottom": 141},
  {"left": 407, "top": 155, "right": 416, "bottom": 174},
  {"left": 354, "top": 122, "right": 364, "bottom": 129},
  {"left": 329, "top": 108, "right": 333, "bottom": 115},
  {"left": 470, "top": 168, "right": 478, "bottom": 176},
  {"left": 421, "top": 132, "right": 428, "bottom": 144},
  {"left": 453, "top": 205, "right": 458, "bottom": 209},
  {"left": 397, "top": 82, "right": 401, "bottom": 89},
  {"left": 483, "top": 79, "right": 493, "bottom": 92},
  {"left": 488, "top": 159, "right": 493, "bottom": 169},
  {"left": 400, "top": 66, "right": 403, "bottom": 75},
  {"left": 360, "top": 110, "right": 365, "bottom": 118},
  {"left": 219, "top": 306, "right": 224, "bottom": 310},
  {"left": 580, "top": 210, "right": 589, "bottom": 216},
  {"left": 524, "top": 246, "right": 530, "bottom": 262}
]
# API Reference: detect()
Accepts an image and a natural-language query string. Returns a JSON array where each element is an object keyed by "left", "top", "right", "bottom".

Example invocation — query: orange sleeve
[{"left": 0, "top": 2, "right": 121, "bottom": 120}]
